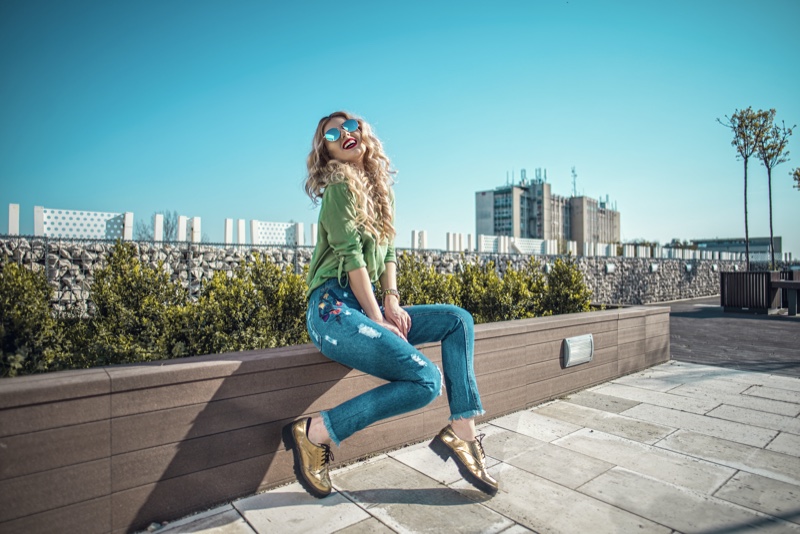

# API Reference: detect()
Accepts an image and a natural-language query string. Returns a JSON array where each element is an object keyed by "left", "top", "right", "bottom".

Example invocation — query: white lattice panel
[
  {"left": 251, "top": 221, "right": 295, "bottom": 245},
  {"left": 512, "top": 238, "right": 545, "bottom": 255},
  {"left": 480, "top": 235, "right": 498, "bottom": 253},
  {"left": 41, "top": 208, "right": 125, "bottom": 239}
]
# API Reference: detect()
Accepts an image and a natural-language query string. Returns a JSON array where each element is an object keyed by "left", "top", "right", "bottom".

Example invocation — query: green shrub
[
  {"left": 456, "top": 261, "right": 507, "bottom": 324},
  {"left": 0, "top": 262, "right": 58, "bottom": 377},
  {"left": 501, "top": 259, "right": 547, "bottom": 320},
  {"left": 1, "top": 242, "right": 594, "bottom": 377},
  {"left": 397, "top": 254, "right": 551, "bottom": 324},
  {"left": 542, "top": 255, "right": 593, "bottom": 315},
  {"left": 395, "top": 252, "right": 460, "bottom": 306},
  {"left": 180, "top": 254, "right": 309, "bottom": 356},
  {"left": 250, "top": 255, "right": 310, "bottom": 348},
  {"left": 82, "top": 242, "right": 188, "bottom": 366}
]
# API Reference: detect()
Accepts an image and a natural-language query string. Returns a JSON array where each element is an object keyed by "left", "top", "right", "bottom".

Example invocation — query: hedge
[{"left": 1, "top": 244, "right": 592, "bottom": 378}]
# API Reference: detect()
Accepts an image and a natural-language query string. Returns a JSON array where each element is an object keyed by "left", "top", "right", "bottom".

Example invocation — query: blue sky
[{"left": 2, "top": 0, "right": 799, "bottom": 255}]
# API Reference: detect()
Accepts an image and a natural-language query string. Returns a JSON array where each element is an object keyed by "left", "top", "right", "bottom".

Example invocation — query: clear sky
[{"left": 2, "top": 0, "right": 798, "bottom": 255}]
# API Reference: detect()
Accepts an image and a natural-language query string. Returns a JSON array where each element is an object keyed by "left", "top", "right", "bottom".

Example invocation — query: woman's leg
[
  {"left": 404, "top": 304, "right": 498, "bottom": 495},
  {"left": 307, "top": 286, "right": 442, "bottom": 445},
  {"left": 404, "top": 304, "right": 484, "bottom": 426}
]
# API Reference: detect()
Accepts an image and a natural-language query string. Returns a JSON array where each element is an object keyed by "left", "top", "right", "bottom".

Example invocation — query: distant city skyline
[{"left": 1, "top": 1, "right": 798, "bottom": 255}]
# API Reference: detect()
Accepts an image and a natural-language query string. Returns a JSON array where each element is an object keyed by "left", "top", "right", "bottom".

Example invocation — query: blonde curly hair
[{"left": 305, "top": 111, "right": 396, "bottom": 243}]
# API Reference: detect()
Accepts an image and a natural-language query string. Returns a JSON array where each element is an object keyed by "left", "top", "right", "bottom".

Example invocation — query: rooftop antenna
[{"left": 571, "top": 167, "right": 578, "bottom": 197}]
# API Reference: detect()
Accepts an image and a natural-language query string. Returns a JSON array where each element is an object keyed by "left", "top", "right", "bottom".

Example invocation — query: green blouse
[{"left": 306, "top": 182, "right": 396, "bottom": 297}]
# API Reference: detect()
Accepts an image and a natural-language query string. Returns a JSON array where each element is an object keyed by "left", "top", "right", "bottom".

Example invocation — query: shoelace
[
  {"left": 321, "top": 443, "right": 334, "bottom": 465},
  {"left": 474, "top": 433, "right": 487, "bottom": 460}
]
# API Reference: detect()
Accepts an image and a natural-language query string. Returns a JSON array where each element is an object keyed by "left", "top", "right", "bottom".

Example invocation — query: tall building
[{"left": 475, "top": 168, "right": 621, "bottom": 243}]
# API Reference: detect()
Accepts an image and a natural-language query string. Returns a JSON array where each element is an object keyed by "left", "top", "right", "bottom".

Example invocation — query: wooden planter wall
[{"left": 0, "top": 306, "right": 670, "bottom": 534}]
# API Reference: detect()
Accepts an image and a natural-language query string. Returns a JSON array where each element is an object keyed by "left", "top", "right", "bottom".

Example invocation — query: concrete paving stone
[
  {"left": 610, "top": 372, "right": 685, "bottom": 393},
  {"left": 668, "top": 377, "right": 755, "bottom": 396},
  {"left": 553, "top": 428, "right": 735, "bottom": 493},
  {"left": 490, "top": 407, "right": 582, "bottom": 443},
  {"left": 157, "top": 506, "right": 254, "bottom": 534},
  {"left": 744, "top": 384, "right": 800, "bottom": 404},
  {"left": 668, "top": 384, "right": 800, "bottom": 417},
  {"left": 620, "top": 403, "right": 777, "bottom": 448},
  {"left": 388, "top": 429, "right": 501, "bottom": 486},
  {"left": 592, "top": 382, "right": 720, "bottom": 414},
  {"left": 707, "top": 404, "right": 800, "bottom": 435},
  {"left": 333, "top": 456, "right": 513, "bottom": 533},
  {"left": 645, "top": 362, "right": 786, "bottom": 387},
  {"left": 452, "top": 463, "right": 670, "bottom": 534},
  {"left": 714, "top": 471, "right": 800, "bottom": 525},
  {"left": 498, "top": 525, "right": 536, "bottom": 533},
  {"left": 562, "top": 389, "right": 640, "bottom": 413},
  {"left": 232, "top": 482, "right": 370, "bottom": 534},
  {"left": 578, "top": 466, "right": 800, "bottom": 533},
  {"left": 745, "top": 373, "right": 800, "bottom": 393},
  {"left": 481, "top": 426, "right": 614, "bottom": 489},
  {"left": 626, "top": 364, "right": 758, "bottom": 395},
  {"left": 767, "top": 432, "right": 800, "bottom": 456},
  {"left": 332, "top": 517, "right": 396, "bottom": 533},
  {"left": 658, "top": 430, "right": 800, "bottom": 486},
  {"left": 535, "top": 400, "right": 676, "bottom": 445}
]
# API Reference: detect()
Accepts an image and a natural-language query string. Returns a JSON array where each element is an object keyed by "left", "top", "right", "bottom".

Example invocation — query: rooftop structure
[{"left": 475, "top": 168, "right": 621, "bottom": 244}]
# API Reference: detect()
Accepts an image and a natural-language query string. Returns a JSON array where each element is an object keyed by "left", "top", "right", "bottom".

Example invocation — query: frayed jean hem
[
  {"left": 320, "top": 410, "right": 342, "bottom": 447},
  {"left": 449, "top": 408, "right": 486, "bottom": 422}
]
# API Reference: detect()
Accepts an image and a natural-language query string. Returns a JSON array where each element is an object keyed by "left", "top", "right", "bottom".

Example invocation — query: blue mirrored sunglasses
[{"left": 324, "top": 119, "right": 359, "bottom": 142}]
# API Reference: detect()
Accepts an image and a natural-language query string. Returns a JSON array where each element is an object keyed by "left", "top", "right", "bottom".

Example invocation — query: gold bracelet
[{"left": 382, "top": 288, "right": 400, "bottom": 301}]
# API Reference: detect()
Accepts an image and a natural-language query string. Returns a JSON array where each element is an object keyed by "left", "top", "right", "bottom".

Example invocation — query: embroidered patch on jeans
[
  {"left": 358, "top": 324, "right": 381, "bottom": 339},
  {"left": 319, "top": 290, "right": 345, "bottom": 323}
]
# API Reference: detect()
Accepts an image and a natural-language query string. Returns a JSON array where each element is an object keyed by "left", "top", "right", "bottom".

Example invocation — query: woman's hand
[
  {"left": 377, "top": 317, "right": 407, "bottom": 341},
  {"left": 383, "top": 299, "right": 411, "bottom": 338}
]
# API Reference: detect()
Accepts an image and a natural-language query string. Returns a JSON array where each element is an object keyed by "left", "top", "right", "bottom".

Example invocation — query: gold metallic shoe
[
  {"left": 430, "top": 425, "right": 498, "bottom": 496},
  {"left": 282, "top": 418, "right": 334, "bottom": 498}
]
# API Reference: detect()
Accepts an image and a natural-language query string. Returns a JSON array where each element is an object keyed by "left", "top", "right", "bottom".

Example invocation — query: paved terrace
[{"left": 147, "top": 297, "right": 800, "bottom": 533}]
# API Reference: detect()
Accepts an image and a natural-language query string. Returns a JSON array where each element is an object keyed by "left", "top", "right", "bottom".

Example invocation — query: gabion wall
[{"left": 4, "top": 236, "right": 793, "bottom": 313}]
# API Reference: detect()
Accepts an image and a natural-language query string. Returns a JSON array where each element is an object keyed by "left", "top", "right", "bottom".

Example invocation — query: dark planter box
[
  {"left": 0, "top": 306, "right": 670, "bottom": 534},
  {"left": 720, "top": 271, "right": 781, "bottom": 314}
]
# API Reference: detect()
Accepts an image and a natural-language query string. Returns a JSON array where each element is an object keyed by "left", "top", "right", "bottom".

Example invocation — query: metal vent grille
[{"left": 562, "top": 334, "right": 594, "bottom": 368}]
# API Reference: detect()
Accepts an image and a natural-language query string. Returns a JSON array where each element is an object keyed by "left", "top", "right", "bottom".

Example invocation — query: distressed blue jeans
[{"left": 306, "top": 278, "right": 484, "bottom": 446}]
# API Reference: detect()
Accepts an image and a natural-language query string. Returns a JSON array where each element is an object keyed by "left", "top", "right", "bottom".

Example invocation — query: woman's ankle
[
  {"left": 450, "top": 418, "right": 477, "bottom": 442},
  {"left": 308, "top": 416, "right": 332, "bottom": 446}
]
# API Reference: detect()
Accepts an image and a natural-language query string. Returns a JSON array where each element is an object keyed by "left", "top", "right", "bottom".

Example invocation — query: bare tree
[
  {"left": 793, "top": 168, "right": 800, "bottom": 191},
  {"left": 134, "top": 210, "right": 180, "bottom": 241},
  {"left": 719, "top": 107, "right": 761, "bottom": 270},
  {"left": 755, "top": 109, "right": 794, "bottom": 269}
]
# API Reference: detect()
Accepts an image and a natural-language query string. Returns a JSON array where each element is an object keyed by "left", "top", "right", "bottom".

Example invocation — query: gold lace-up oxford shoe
[
  {"left": 430, "top": 425, "right": 498, "bottom": 496},
  {"left": 282, "top": 418, "right": 334, "bottom": 498}
]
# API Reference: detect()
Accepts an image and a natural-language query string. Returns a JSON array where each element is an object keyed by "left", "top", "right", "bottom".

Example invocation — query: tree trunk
[
  {"left": 743, "top": 158, "right": 750, "bottom": 271},
  {"left": 768, "top": 167, "right": 775, "bottom": 269}
]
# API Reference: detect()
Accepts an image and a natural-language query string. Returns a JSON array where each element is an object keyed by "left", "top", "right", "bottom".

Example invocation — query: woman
[{"left": 283, "top": 111, "right": 498, "bottom": 498}]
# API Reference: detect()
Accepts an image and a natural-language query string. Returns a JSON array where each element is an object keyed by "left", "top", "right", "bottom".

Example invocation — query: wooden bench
[{"left": 772, "top": 280, "right": 800, "bottom": 316}]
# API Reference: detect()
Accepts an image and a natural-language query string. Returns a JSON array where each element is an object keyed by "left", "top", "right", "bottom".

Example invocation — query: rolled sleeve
[
  {"left": 321, "top": 184, "right": 367, "bottom": 272},
  {"left": 385, "top": 241, "right": 396, "bottom": 263}
]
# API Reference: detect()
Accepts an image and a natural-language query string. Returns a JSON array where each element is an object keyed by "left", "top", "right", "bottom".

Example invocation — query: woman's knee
[
  {"left": 418, "top": 361, "right": 442, "bottom": 404},
  {"left": 439, "top": 304, "right": 474, "bottom": 333}
]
